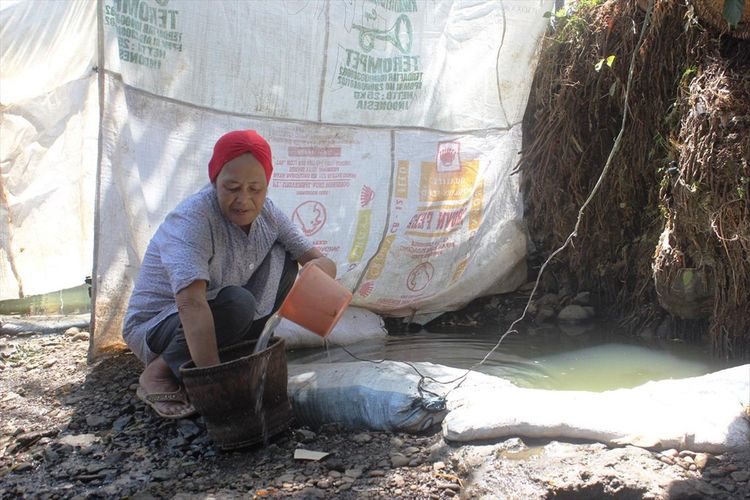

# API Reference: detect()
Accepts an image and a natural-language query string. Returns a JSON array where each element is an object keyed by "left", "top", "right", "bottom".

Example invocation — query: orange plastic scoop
[{"left": 277, "top": 264, "right": 353, "bottom": 337}]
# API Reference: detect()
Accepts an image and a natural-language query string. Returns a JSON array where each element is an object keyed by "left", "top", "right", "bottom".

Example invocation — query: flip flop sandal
[{"left": 136, "top": 385, "right": 198, "bottom": 419}]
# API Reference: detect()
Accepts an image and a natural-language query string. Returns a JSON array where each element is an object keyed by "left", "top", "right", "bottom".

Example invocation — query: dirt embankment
[{"left": 520, "top": 0, "right": 750, "bottom": 359}]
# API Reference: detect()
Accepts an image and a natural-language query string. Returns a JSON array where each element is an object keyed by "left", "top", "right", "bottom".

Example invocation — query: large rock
[{"left": 557, "top": 304, "right": 593, "bottom": 322}]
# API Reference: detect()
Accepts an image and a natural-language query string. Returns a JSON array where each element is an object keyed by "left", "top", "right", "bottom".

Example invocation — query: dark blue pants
[{"left": 146, "top": 253, "right": 297, "bottom": 379}]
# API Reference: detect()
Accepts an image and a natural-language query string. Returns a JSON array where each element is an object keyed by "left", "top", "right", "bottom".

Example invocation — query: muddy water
[{"left": 287, "top": 323, "right": 738, "bottom": 392}]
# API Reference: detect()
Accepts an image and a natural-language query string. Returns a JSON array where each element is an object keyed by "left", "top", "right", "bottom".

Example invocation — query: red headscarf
[{"left": 208, "top": 130, "right": 273, "bottom": 183}]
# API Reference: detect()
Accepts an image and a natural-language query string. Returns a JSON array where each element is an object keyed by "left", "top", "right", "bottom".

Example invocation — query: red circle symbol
[
  {"left": 406, "top": 262, "right": 434, "bottom": 292},
  {"left": 292, "top": 201, "right": 327, "bottom": 237}
]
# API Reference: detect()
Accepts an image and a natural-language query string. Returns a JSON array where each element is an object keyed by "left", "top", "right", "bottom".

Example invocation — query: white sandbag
[
  {"left": 274, "top": 306, "right": 386, "bottom": 349},
  {"left": 287, "top": 361, "right": 513, "bottom": 433},
  {"left": 443, "top": 364, "right": 750, "bottom": 453},
  {"left": 288, "top": 361, "right": 456, "bottom": 433}
]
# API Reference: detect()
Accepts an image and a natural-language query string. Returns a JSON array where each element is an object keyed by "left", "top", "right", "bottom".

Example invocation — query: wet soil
[{"left": 1, "top": 320, "right": 748, "bottom": 499}]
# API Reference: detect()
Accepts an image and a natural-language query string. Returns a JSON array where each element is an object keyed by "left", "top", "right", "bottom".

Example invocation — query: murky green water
[{"left": 287, "top": 323, "right": 738, "bottom": 392}]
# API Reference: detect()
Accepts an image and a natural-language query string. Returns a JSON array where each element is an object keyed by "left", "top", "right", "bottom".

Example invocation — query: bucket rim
[{"left": 179, "top": 336, "right": 285, "bottom": 377}]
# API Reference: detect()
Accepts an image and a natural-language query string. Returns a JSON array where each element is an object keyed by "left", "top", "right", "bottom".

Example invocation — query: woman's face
[{"left": 214, "top": 153, "right": 268, "bottom": 232}]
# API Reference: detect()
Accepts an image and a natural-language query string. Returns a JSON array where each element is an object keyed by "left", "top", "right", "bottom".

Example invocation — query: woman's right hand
[{"left": 175, "top": 280, "right": 220, "bottom": 367}]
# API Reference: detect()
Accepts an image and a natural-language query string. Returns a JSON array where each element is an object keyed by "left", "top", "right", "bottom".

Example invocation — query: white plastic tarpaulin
[
  {"left": 0, "top": 0, "right": 553, "bottom": 358},
  {"left": 0, "top": 0, "right": 98, "bottom": 299}
]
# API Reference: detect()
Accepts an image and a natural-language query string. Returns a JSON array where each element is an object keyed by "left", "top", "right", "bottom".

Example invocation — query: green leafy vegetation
[
  {"left": 543, "top": 0, "right": 606, "bottom": 42},
  {"left": 595, "top": 55, "right": 616, "bottom": 72}
]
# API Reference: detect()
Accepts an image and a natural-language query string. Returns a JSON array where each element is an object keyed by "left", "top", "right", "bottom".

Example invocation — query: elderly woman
[{"left": 123, "top": 130, "right": 336, "bottom": 418}]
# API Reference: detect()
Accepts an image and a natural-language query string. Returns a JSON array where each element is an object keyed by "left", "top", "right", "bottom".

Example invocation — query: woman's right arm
[{"left": 175, "top": 280, "right": 220, "bottom": 367}]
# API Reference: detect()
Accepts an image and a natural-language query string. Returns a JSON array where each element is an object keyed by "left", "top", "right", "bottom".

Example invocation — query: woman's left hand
[{"left": 298, "top": 248, "right": 337, "bottom": 279}]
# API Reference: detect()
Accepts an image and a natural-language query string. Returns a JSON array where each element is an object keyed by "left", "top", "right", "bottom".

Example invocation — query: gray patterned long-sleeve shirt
[{"left": 123, "top": 184, "right": 312, "bottom": 364}]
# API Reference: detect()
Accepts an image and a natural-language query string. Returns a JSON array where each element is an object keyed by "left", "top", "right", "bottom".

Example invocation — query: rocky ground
[{"left": 1, "top": 314, "right": 748, "bottom": 499}]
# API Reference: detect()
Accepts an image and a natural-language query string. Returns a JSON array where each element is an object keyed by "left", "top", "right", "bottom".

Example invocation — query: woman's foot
[{"left": 137, "top": 356, "right": 196, "bottom": 418}]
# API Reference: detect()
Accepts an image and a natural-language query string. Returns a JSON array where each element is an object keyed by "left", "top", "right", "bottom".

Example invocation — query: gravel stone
[
  {"left": 13, "top": 462, "right": 33, "bottom": 472},
  {"left": 390, "top": 437, "right": 404, "bottom": 447},
  {"left": 718, "top": 478, "right": 737, "bottom": 492},
  {"left": 294, "top": 429, "right": 317, "bottom": 443},
  {"left": 344, "top": 468, "right": 363, "bottom": 479},
  {"left": 708, "top": 466, "right": 728, "bottom": 478},
  {"left": 390, "top": 453, "right": 410, "bottom": 467},
  {"left": 85, "top": 415, "right": 109, "bottom": 428},
  {"left": 112, "top": 415, "right": 132, "bottom": 432},
  {"left": 176, "top": 420, "right": 202, "bottom": 440},
  {"left": 731, "top": 470, "right": 750, "bottom": 482},
  {"left": 352, "top": 433, "right": 372, "bottom": 444},
  {"left": 297, "top": 487, "right": 325, "bottom": 498},
  {"left": 694, "top": 453, "right": 710, "bottom": 470},
  {"left": 557, "top": 304, "right": 592, "bottom": 322}
]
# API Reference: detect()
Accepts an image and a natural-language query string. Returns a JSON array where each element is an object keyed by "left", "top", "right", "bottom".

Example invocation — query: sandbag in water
[{"left": 288, "top": 361, "right": 449, "bottom": 433}]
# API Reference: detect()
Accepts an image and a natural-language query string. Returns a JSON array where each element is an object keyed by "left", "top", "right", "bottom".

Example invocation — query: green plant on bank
[
  {"left": 738, "top": 176, "right": 749, "bottom": 200},
  {"left": 655, "top": 179, "right": 673, "bottom": 221},
  {"left": 650, "top": 131, "right": 673, "bottom": 162},
  {"left": 543, "top": 0, "right": 605, "bottom": 42},
  {"left": 662, "top": 65, "right": 698, "bottom": 130},
  {"left": 594, "top": 54, "right": 616, "bottom": 72},
  {"left": 658, "top": 200, "right": 671, "bottom": 220},
  {"left": 544, "top": 0, "right": 746, "bottom": 64},
  {"left": 680, "top": 65, "right": 698, "bottom": 85}
]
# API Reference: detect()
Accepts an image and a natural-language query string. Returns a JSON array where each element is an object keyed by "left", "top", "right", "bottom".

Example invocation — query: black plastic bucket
[{"left": 180, "top": 337, "right": 291, "bottom": 450}]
